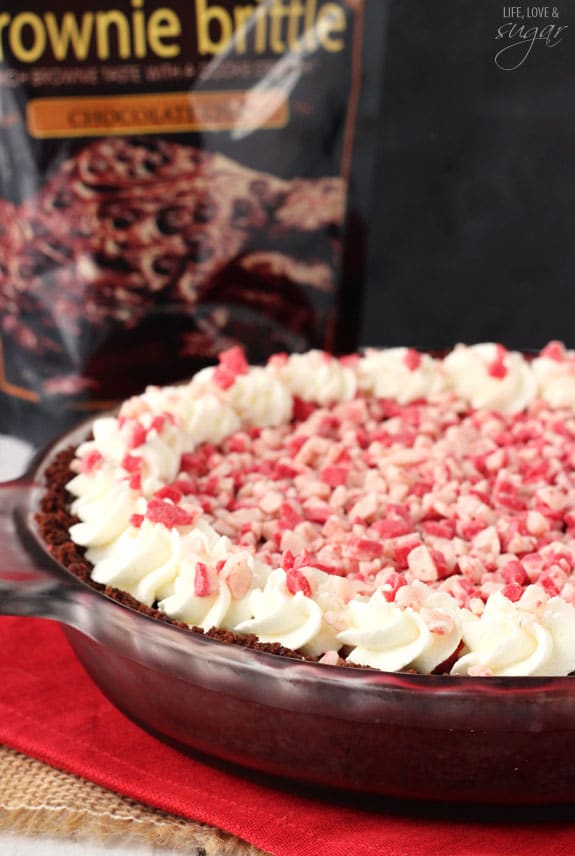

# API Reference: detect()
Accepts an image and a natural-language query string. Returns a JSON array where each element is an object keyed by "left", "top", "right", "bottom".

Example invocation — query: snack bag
[{"left": 0, "top": 0, "right": 388, "bottom": 445}]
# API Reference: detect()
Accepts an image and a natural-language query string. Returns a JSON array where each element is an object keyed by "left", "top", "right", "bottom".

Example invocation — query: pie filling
[{"left": 58, "top": 341, "right": 575, "bottom": 676}]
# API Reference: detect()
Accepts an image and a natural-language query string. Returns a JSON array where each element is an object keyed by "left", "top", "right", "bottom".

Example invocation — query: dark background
[{"left": 361, "top": 0, "right": 575, "bottom": 350}]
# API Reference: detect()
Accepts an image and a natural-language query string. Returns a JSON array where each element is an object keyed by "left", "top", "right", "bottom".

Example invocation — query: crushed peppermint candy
[
  {"left": 194, "top": 562, "right": 213, "bottom": 597},
  {"left": 213, "top": 345, "right": 250, "bottom": 389},
  {"left": 64, "top": 343, "right": 575, "bottom": 676},
  {"left": 403, "top": 348, "right": 422, "bottom": 372},
  {"left": 487, "top": 344, "right": 509, "bottom": 379},
  {"left": 286, "top": 568, "right": 313, "bottom": 598},
  {"left": 112, "top": 390, "right": 575, "bottom": 610},
  {"left": 146, "top": 498, "right": 198, "bottom": 529}
]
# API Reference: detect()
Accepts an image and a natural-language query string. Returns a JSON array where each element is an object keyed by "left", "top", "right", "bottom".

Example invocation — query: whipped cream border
[{"left": 66, "top": 343, "right": 575, "bottom": 677}]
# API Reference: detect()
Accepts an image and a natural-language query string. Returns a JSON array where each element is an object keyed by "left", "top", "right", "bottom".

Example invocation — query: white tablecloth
[
  {"left": 0, "top": 836, "right": 167, "bottom": 855},
  {"left": 0, "top": 435, "right": 34, "bottom": 481}
]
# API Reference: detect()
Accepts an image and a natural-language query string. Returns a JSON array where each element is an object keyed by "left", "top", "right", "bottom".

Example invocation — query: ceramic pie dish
[{"left": 3, "top": 405, "right": 575, "bottom": 805}]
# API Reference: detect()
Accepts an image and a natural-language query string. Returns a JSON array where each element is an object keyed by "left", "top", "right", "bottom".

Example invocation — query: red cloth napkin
[{"left": 1, "top": 616, "right": 575, "bottom": 856}]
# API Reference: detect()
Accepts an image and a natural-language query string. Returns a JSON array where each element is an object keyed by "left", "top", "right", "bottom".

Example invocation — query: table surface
[
  {"left": 0, "top": 436, "right": 34, "bottom": 482},
  {"left": 0, "top": 443, "right": 205, "bottom": 855},
  {"left": 0, "top": 835, "right": 172, "bottom": 855}
]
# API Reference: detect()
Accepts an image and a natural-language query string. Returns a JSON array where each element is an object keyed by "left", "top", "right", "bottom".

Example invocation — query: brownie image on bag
[{"left": 0, "top": 136, "right": 345, "bottom": 399}]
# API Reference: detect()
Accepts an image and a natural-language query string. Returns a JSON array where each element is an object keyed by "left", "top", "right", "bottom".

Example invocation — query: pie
[{"left": 37, "top": 342, "right": 575, "bottom": 677}]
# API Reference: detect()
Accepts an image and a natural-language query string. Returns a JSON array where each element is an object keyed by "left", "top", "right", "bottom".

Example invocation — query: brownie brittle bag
[{"left": 0, "top": 0, "right": 388, "bottom": 447}]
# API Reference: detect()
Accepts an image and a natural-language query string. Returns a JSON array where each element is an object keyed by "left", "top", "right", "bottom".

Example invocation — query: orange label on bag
[{"left": 27, "top": 89, "right": 289, "bottom": 138}]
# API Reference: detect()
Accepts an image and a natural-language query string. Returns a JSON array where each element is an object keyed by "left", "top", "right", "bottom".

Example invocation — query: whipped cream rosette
[
  {"left": 65, "top": 343, "right": 575, "bottom": 676},
  {"left": 531, "top": 341, "right": 575, "bottom": 409}
]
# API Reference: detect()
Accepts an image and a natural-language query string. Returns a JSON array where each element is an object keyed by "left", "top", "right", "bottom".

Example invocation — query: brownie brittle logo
[{"left": 494, "top": 4, "right": 568, "bottom": 70}]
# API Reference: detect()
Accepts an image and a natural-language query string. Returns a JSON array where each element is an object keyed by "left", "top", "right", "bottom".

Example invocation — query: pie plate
[{"left": 2, "top": 418, "right": 575, "bottom": 805}]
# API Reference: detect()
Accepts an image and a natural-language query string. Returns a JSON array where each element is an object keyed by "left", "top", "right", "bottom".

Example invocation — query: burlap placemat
[{"left": 0, "top": 744, "right": 267, "bottom": 854}]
